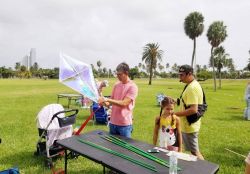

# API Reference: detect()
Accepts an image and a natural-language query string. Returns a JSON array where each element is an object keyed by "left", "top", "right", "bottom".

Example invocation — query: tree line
[
  {"left": 1, "top": 58, "right": 249, "bottom": 81},
  {"left": 0, "top": 62, "right": 59, "bottom": 79}
]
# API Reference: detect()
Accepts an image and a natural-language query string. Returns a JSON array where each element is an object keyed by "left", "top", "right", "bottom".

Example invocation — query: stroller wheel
[
  {"left": 45, "top": 159, "right": 53, "bottom": 169},
  {"left": 69, "top": 151, "right": 79, "bottom": 159}
]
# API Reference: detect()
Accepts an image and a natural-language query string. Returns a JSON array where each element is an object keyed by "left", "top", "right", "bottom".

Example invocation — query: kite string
[{"left": 225, "top": 148, "right": 247, "bottom": 158}]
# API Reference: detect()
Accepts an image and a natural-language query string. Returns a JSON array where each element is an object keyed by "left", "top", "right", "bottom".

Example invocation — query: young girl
[{"left": 153, "top": 96, "right": 182, "bottom": 152}]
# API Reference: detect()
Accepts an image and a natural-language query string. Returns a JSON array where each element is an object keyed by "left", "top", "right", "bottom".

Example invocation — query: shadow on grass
[
  {"left": 219, "top": 114, "right": 243, "bottom": 121},
  {"left": 0, "top": 150, "right": 104, "bottom": 173},
  {"left": 0, "top": 150, "right": 46, "bottom": 168},
  {"left": 213, "top": 116, "right": 242, "bottom": 122},
  {"left": 213, "top": 108, "right": 244, "bottom": 121},
  {"left": 66, "top": 168, "right": 103, "bottom": 174}
]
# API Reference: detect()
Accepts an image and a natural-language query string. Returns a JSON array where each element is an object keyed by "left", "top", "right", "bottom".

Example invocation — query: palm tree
[
  {"left": 196, "top": 64, "right": 201, "bottom": 73},
  {"left": 103, "top": 67, "right": 107, "bottom": 77},
  {"left": 30, "top": 62, "right": 39, "bottom": 77},
  {"left": 142, "top": 64, "right": 146, "bottom": 72},
  {"left": 15, "top": 62, "right": 21, "bottom": 71},
  {"left": 184, "top": 11, "right": 204, "bottom": 69},
  {"left": 170, "top": 63, "right": 179, "bottom": 78},
  {"left": 227, "top": 58, "right": 235, "bottom": 76},
  {"left": 97, "top": 60, "right": 102, "bottom": 77},
  {"left": 246, "top": 50, "right": 250, "bottom": 71},
  {"left": 207, "top": 21, "right": 227, "bottom": 91},
  {"left": 246, "top": 61, "right": 250, "bottom": 71},
  {"left": 158, "top": 63, "right": 164, "bottom": 73},
  {"left": 202, "top": 65, "right": 207, "bottom": 71},
  {"left": 210, "top": 46, "right": 229, "bottom": 89},
  {"left": 142, "top": 43, "right": 163, "bottom": 85},
  {"left": 166, "top": 63, "right": 170, "bottom": 69},
  {"left": 171, "top": 63, "right": 179, "bottom": 73},
  {"left": 97, "top": 60, "right": 102, "bottom": 68},
  {"left": 138, "top": 63, "right": 142, "bottom": 71}
]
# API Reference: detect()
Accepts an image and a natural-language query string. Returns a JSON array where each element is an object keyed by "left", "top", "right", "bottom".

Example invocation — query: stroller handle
[{"left": 52, "top": 109, "right": 79, "bottom": 120}]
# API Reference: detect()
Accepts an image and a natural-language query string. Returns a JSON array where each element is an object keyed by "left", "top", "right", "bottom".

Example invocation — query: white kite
[{"left": 59, "top": 53, "right": 99, "bottom": 102}]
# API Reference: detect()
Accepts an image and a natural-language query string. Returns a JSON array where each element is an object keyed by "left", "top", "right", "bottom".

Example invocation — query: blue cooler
[
  {"left": 0, "top": 167, "right": 19, "bottom": 174},
  {"left": 92, "top": 102, "right": 108, "bottom": 124}
]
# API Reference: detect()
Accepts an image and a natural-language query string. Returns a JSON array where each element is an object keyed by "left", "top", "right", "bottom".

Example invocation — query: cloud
[{"left": 0, "top": 0, "right": 249, "bottom": 70}]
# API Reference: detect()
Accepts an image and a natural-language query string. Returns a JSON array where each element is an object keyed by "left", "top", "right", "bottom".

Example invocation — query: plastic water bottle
[{"left": 169, "top": 151, "right": 178, "bottom": 174}]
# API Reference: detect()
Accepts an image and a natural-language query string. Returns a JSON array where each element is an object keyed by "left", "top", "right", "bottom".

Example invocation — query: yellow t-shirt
[
  {"left": 158, "top": 115, "right": 179, "bottom": 148},
  {"left": 160, "top": 116, "right": 176, "bottom": 129},
  {"left": 180, "top": 80, "right": 203, "bottom": 133}
]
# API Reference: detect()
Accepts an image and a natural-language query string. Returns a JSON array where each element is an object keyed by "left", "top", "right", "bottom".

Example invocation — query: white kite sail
[{"left": 59, "top": 53, "right": 99, "bottom": 102}]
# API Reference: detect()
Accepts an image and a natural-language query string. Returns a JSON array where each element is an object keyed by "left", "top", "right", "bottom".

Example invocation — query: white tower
[
  {"left": 21, "top": 48, "right": 36, "bottom": 71},
  {"left": 22, "top": 55, "right": 29, "bottom": 70},
  {"left": 29, "top": 48, "right": 36, "bottom": 68}
]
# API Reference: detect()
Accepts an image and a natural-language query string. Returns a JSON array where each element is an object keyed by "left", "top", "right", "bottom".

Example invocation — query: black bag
[
  {"left": 179, "top": 84, "right": 208, "bottom": 125},
  {"left": 185, "top": 103, "right": 207, "bottom": 125}
]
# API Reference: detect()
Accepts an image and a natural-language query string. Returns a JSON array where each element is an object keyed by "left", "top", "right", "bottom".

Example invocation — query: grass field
[{"left": 0, "top": 78, "right": 249, "bottom": 173}]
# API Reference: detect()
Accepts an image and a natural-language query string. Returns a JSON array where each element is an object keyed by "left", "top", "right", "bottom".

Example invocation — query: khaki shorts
[{"left": 182, "top": 132, "right": 199, "bottom": 152}]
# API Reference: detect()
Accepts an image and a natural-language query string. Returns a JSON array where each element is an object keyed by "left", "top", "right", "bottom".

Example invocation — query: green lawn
[{"left": 0, "top": 78, "right": 249, "bottom": 173}]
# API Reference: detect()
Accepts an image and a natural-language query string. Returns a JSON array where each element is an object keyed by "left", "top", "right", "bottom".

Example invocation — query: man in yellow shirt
[{"left": 175, "top": 64, "right": 204, "bottom": 160}]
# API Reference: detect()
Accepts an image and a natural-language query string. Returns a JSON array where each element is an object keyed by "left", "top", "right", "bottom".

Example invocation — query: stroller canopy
[
  {"left": 36, "top": 103, "right": 74, "bottom": 149},
  {"left": 36, "top": 104, "right": 65, "bottom": 130}
]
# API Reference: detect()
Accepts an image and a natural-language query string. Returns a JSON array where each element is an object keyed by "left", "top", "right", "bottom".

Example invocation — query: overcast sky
[{"left": 0, "top": 0, "right": 250, "bottom": 70}]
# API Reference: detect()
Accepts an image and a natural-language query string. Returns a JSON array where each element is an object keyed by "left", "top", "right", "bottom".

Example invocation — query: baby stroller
[{"left": 34, "top": 104, "right": 78, "bottom": 168}]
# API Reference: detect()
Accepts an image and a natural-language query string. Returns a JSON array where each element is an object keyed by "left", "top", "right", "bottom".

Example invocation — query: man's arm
[
  {"left": 175, "top": 104, "right": 198, "bottom": 117},
  {"left": 99, "top": 96, "right": 132, "bottom": 107},
  {"left": 106, "top": 96, "right": 132, "bottom": 106},
  {"left": 175, "top": 116, "right": 182, "bottom": 152}
]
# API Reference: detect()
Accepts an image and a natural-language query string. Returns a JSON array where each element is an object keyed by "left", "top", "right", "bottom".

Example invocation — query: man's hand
[{"left": 98, "top": 97, "right": 109, "bottom": 106}]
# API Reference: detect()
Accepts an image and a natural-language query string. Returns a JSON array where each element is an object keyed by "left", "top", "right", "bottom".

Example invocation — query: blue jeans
[{"left": 109, "top": 123, "right": 133, "bottom": 138}]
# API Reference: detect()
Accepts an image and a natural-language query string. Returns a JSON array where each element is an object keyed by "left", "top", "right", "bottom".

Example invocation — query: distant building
[
  {"left": 30, "top": 48, "right": 36, "bottom": 67},
  {"left": 22, "top": 55, "right": 29, "bottom": 70},
  {"left": 21, "top": 48, "right": 36, "bottom": 70}
]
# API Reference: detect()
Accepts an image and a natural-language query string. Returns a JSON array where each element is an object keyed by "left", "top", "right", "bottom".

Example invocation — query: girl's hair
[
  {"left": 157, "top": 96, "right": 176, "bottom": 126},
  {"left": 161, "top": 96, "right": 176, "bottom": 111}
]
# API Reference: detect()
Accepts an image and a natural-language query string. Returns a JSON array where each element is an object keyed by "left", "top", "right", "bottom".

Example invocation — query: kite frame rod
[{"left": 77, "top": 138, "right": 157, "bottom": 172}]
